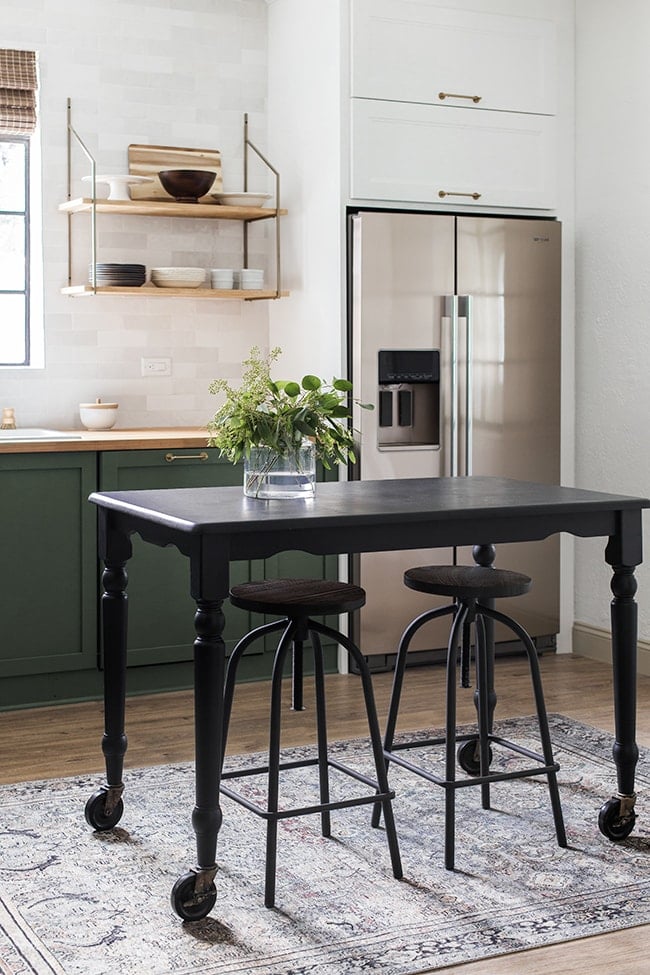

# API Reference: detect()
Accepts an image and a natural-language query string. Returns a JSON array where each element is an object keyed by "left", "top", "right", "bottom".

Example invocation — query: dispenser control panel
[
  {"left": 376, "top": 349, "right": 440, "bottom": 448},
  {"left": 378, "top": 349, "right": 439, "bottom": 384}
]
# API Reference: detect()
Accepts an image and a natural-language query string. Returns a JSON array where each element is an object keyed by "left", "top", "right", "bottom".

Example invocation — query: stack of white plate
[
  {"left": 240, "top": 268, "right": 265, "bottom": 290},
  {"left": 150, "top": 267, "right": 206, "bottom": 289}
]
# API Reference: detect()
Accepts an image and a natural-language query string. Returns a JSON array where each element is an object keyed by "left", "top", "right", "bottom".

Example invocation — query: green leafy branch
[{"left": 208, "top": 346, "right": 372, "bottom": 468}]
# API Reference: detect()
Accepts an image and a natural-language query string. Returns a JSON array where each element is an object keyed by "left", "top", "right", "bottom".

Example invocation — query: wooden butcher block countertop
[{"left": 0, "top": 427, "right": 213, "bottom": 454}]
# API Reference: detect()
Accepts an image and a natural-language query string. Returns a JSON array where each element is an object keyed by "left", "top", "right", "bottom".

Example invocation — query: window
[
  {"left": 0, "top": 49, "right": 39, "bottom": 367},
  {"left": 0, "top": 136, "right": 29, "bottom": 364}
]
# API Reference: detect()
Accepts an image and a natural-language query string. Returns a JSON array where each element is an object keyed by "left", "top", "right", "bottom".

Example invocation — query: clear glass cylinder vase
[{"left": 243, "top": 440, "right": 316, "bottom": 499}]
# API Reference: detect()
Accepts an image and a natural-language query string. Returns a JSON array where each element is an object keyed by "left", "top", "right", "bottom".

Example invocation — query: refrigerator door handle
[
  {"left": 443, "top": 295, "right": 459, "bottom": 477},
  {"left": 458, "top": 294, "right": 473, "bottom": 476}
]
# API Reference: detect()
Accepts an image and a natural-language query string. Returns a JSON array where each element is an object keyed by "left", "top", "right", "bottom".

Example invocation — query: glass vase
[{"left": 243, "top": 440, "right": 316, "bottom": 499}]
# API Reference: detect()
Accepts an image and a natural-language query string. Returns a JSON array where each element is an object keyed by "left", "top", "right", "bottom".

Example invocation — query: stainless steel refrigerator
[{"left": 347, "top": 210, "right": 561, "bottom": 666}]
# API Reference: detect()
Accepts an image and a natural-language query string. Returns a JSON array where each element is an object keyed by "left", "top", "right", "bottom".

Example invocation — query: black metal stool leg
[
  {"left": 371, "top": 604, "right": 454, "bottom": 829},
  {"left": 311, "top": 620, "right": 403, "bottom": 880},
  {"left": 265, "top": 623, "right": 297, "bottom": 908},
  {"left": 292, "top": 636, "right": 305, "bottom": 711},
  {"left": 461, "top": 615, "right": 472, "bottom": 689},
  {"left": 472, "top": 545, "right": 498, "bottom": 734},
  {"left": 222, "top": 620, "right": 287, "bottom": 766},
  {"left": 445, "top": 604, "right": 468, "bottom": 870},
  {"left": 309, "top": 626, "right": 332, "bottom": 838},
  {"left": 482, "top": 605, "right": 567, "bottom": 849},
  {"left": 474, "top": 613, "right": 492, "bottom": 810}
]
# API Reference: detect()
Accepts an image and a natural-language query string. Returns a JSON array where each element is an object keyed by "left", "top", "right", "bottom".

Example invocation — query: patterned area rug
[{"left": 1, "top": 714, "right": 649, "bottom": 975}]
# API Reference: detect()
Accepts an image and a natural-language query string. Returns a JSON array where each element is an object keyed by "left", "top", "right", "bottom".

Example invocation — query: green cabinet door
[
  {"left": 0, "top": 451, "right": 97, "bottom": 682},
  {"left": 98, "top": 448, "right": 260, "bottom": 671}
]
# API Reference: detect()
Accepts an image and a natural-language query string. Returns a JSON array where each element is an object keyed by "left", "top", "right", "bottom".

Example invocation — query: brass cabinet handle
[
  {"left": 438, "top": 91, "right": 482, "bottom": 104},
  {"left": 165, "top": 451, "right": 209, "bottom": 462},
  {"left": 438, "top": 190, "right": 482, "bottom": 200}
]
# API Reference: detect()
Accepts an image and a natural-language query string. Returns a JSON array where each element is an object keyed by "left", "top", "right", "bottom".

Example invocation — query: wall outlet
[{"left": 141, "top": 357, "right": 172, "bottom": 377}]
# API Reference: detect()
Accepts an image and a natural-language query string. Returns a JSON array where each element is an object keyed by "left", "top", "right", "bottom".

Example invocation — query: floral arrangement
[{"left": 207, "top": 346, "right": 370, "bottom": 468}]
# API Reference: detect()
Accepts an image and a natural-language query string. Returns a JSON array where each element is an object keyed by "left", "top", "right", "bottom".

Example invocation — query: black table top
[{"left": 89, "top": 476, "right": 650, "bottom": 538}]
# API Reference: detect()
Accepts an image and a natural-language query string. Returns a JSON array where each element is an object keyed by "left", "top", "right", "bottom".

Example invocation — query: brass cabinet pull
[
  {"left": 438, "top": 190, "right": 482, "bottom": 200},
  {"left": 438, "top": 91, "right": 482, "bottom": 104},
  {"left": 165, "top": 451, "right": 209, "bottom": 462}
]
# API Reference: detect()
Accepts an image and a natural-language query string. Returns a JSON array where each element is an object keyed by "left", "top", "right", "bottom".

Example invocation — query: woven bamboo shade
[{"left": 0, "top": 49, "right": 38, "bottom": 135}]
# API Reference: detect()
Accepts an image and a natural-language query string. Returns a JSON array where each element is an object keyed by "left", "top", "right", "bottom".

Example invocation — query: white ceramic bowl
[
  {"left": 79, "top": 401, "right": 119, "bottom": 430},
  {"left": 209, "top": 268, "right": 234, "bottom": 288},
  {"left": 150, "top": 267, "right": 206, "bottom": 289},
  {"left": 210, "top": 192, "right": 271, "bottom": 208},
  {"left": 210, "top": 274, "right": 234, "bottom": 289},
  {"left": 240, "top": 268, "right": 265, "bottom": 289}
]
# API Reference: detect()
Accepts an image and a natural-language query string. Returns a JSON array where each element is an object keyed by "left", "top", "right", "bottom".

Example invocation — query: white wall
[
  {"left": 574, "top": 0, "right": 650, "bottom": 648},
  {"left": 0, "top": 0, "right": 272, "bottom": 431},
  {"left": 266, "top": 0, "right": 345, "bottom": 381}
]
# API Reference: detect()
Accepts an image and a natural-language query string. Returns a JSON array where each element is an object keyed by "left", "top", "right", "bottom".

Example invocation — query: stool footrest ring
[{"left": 221, "top": 754, "right": 395, "bottom": 821}]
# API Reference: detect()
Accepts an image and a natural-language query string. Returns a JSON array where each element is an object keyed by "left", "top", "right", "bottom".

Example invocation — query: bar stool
[
  {"left": 222, "top": 578, "right": 403, "bottom": 907},
  {"left": 372, "top": 564, "right": 567, "bottom": 870}
]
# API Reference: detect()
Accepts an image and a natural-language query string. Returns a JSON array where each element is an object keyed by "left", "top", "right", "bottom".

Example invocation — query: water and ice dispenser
[{"left": 377, "top": 349, "right": 440, "bottom": 448}]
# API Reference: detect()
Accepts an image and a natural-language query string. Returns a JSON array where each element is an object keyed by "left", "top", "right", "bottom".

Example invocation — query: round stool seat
[
  {"left": 230, "top": 578, "right": 366, "bottom": 617},
  {"left": 404, "top": 565, "right": 532, "bottom": 601}
]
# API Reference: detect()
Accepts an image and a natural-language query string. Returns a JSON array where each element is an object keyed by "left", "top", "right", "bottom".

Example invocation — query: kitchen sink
[{"left": 0, "top": 428, "right": 82, "bottom": 441}]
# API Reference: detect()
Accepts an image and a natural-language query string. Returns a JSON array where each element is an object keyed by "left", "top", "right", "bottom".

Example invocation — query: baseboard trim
[{"left": 572, "top": 622, "right": 650, "bottom": 676}]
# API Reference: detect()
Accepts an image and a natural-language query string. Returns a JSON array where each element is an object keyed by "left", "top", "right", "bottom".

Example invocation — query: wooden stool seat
[
  {"left": 230, "top": 578, "right": 366, "bottom": 617},
  {"left": 404, "top": 565, "right": 532, "bottom": 601}
]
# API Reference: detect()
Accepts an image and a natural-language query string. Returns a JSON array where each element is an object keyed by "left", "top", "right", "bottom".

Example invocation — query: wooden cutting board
[{"left": 128, "top": 144, "right": 223, "bottom": 202}]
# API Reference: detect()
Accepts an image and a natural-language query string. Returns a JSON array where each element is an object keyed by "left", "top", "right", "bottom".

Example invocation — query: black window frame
[{"left": 0, "top": 134, "right": 30, "bottom": 366}]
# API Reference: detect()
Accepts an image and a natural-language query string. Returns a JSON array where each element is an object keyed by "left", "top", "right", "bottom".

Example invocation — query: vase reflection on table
[{"left": 243, "top": 439, "right": 316, "bottom": 499}]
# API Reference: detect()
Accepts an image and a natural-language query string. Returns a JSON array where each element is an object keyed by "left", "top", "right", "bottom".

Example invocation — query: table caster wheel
[
  {"left": 84, "top": 788, "right": 124, "bottom": 831},
  {"left": 171, "top": 872, "right": 217, "bottom": 921},
  {"left": 457, "top": 739, "right": 493, "bottom": 776},
  {"left": 598, "top": 796, "right": 636, "bottom": 841}
]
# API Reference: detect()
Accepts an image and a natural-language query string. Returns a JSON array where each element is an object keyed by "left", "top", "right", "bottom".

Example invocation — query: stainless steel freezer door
[
  {"left": 350, "top": 211, "right": 459, "bottom": 654},
  {"left": 454, "top": 217, "right": 561, "bottom": 639}
]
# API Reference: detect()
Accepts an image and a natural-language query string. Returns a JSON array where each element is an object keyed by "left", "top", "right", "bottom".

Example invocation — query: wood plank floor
[{"left": 1, "top": 653, "right": 648, "bottom": 973}]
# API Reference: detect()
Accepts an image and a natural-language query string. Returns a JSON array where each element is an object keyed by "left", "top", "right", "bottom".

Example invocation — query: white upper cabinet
[
  {"left": 351, "top": 99, "right": 556, "bottom": 210},
  {"left": 351, "top": 0, "right": 557, "bottom": 116}
]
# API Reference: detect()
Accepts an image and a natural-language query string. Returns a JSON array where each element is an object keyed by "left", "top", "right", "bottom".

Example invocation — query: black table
[{"left": 88, "top": 476, "right": 649, "bottom": 920}]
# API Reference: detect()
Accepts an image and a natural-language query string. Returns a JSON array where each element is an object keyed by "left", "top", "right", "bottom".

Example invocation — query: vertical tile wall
[{"left": 0, "top": 0, "right": 273, "bottom": 430}]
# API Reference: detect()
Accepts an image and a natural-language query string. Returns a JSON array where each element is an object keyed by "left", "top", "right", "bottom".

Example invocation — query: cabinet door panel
[
  {"left": 351, "top": 99, "right": 556, "bottom": 210},
  {"left": 351, "top": 0, "right": 556, "bottom": 115},
  {"left": 0, "top": 452, "right": 97, "bottom": 680},
  {"left": 98, "top": 449, "right": 254, "bottom": 667}
]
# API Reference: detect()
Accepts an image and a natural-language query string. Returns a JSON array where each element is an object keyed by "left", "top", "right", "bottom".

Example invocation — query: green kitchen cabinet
[
  {"left": 98, "top": 448, "right": 259, "bottom": 671},
  {"left": 98, "top": 449, "right": 339, "bottom": 681},
  {"left": 98, "top": 449, "right": 340, "bottom": 680},
  {"left": 0, "top": 452, "right": 98, "bottom": 683},
  {"left": 0, "top": 447, "right": 340, "bottom": 709}
]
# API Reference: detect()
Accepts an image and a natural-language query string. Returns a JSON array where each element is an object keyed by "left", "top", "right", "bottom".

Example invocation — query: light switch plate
[{"left": 141, "top": 357, "right": 172, "bottom": 377}]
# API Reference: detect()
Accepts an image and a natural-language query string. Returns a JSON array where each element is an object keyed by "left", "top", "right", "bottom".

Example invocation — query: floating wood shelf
[
  {"left": 60, "top": 284, "right": 289, "bottom": 299},
  {"left": 59, "top": 198, "right": 286, "bottom": 222}
]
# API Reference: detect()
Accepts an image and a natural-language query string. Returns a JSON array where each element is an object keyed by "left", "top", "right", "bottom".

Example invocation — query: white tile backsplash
[{"left": 0, "top": 0, "right": 272, "bottom": 431}]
